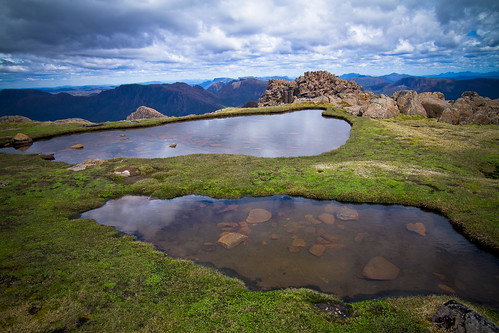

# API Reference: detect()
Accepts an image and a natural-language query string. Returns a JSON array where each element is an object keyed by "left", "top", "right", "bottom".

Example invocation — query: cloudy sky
[{"left": 0, "top": 0, "right": 498, "bottom": 88}]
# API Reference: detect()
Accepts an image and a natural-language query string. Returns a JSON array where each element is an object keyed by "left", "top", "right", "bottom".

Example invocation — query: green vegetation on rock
[{"left": 0, "top": 105, "right": 497, "bottom": 331}]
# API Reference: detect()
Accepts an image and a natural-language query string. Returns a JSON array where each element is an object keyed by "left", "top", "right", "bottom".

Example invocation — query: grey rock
[{"left": 432, "top": 300, "right": 499, "bottom": 332}]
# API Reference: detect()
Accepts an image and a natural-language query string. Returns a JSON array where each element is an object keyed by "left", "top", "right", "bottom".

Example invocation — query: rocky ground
[{"left": 258, "top": 71, "right": 499, "bottom": 125}]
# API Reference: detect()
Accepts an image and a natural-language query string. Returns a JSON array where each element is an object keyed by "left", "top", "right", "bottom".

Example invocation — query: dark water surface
[
  {"left": 81, "top": 195, "right": 499, "bottom": 308},
  {"left": 2, "top": 110, "right": 351, "bottom": 163}
]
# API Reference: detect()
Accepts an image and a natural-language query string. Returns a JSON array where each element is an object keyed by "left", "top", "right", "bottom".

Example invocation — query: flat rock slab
[
  {"left": 336, "top": 207, "right": 359, "bottom": 221},
  {"left": 70, "top": 144, "right": 84, "bottom": 149},
  {"left": 406, "top": 222, "right": 426, "bottom": 236},
  {"left": 217, "top": 232, "right": 248, "bottom": 249},
  {"left": 67, "top": 159, "right": 104, "bottom": 171},
  {"left": 360, "top": 256, "right": 400, "bottom": 280},
  {"left": 318, "top": 213, "right": 335, "bottom": 225},
  {"left": 246, "top": 208, "right": 272, "bottom": 223}
]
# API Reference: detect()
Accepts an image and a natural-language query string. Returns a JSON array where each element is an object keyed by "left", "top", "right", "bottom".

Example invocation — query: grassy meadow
[{"left": 0, "top": 105, "right": 497, "bottom": 331}]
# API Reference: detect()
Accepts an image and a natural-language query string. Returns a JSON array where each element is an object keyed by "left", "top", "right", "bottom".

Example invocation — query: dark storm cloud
[{"left": 0, "top": 0, "right": 497, "bottom": 88}]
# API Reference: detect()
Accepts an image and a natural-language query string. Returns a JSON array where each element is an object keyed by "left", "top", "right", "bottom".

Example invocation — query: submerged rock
[
  {"left": 309, "top": 244, "right": 326, "bottom": 257},
  {"left": 406, "top": 222, "right": 426, "bottom": 237},
  {"left": 217, "top": 232, "right": 248, "bottom": 249},
  {"left": 336, "top": 207, "right": 359, "bottom": 221},
  {"left": 360, "top": 256, "right": 400, "bottom": 281},
  {"left": 318, "top": 213, "right": 335, "bottom": 225},
  {"left": 246, "top": 208, "right": 272, "bottom": 224},
  {"left": 432, "top": 300, "right": 499, "bottom": 332}
]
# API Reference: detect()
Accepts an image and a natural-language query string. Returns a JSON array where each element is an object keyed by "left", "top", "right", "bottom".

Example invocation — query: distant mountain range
[
  {"left": 339, "top": 72, "right": 499, "bottom": 100},
  {"left": 1, "top": 72, "right": 498, "bottom": 122}
]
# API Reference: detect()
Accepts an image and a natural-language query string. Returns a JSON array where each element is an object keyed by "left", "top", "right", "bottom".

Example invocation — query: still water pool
[
  {"left": 2, "top": 110, "right": 350, "bottom": 163},
  {"left": 81, "top": 195, "right": 499, "bottom": 308}
]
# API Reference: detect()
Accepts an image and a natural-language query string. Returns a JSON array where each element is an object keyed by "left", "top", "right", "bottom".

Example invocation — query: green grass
[{"left": 0, "top": 104, "right": 498, "bottom": 331}]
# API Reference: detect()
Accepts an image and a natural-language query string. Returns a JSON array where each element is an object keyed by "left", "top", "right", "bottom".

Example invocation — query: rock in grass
[
  {"left": 432, "top": 300, "right": 499, "bottom": 332},
  {"left": 246, "top": 208, "right": 272, "bottom": 224},
  {"left": 406, "top": 222, "right": 426, "bottom": 237},
  {"left": 360, "top": 256, "right": 400, "bottom": 280},
  {"left": 67, "top": 159, "right": 104, "bottom": 171},
  {"left": 217, "top": 232, "right": 248, "bottom": 249}
]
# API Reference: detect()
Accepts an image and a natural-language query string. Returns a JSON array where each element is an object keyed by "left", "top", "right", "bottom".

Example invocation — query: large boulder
[
  {"left": 360, "top": 96, "right": 400, "bottom": 119},
  {"left": 420, "top": 92, "right": 451, "bottom": 118},
  {"left": 392, "top": 90, "right": 427, "bottom": 116},
  {"left": 0, "top": 115, "right": 34, "bottom": 124},
  {"left": 126, "top": 106, "right": 167, "bottom": 121},
  {"left": 439, "top": 92, "right": 499, "bottom": 125}
]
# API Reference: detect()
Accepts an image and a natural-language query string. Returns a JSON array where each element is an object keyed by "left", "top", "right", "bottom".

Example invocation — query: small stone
[
  {"left": 292, "top": 237, "right": 306, "bottom": 247},
  {"left": 320, "top": 233, "right": 338, "bottom": 243},
  {"left": 406, "top": 222, "right": 426, "bottom": 237},
  {"left": 318, "top": 213, "right": 335, "bottom": 225},
  {"left": 217, "top": 232, "right": 248, "bottom": 249},
  {"left": 288, "top": 246, "right": 300, "bottom": 253},
  {"left": 246, "top": 208, "right": 272, "bottom": 223},
  {"left": 316, "top": 237, "right": 331, "bottom": 245},
  {"left": 203, "top": 242, "right": 214, "bottom": 246},
  {"left": 261, "top": 241, "right": 268, "bottom": 246},
  {"left": 336, "top": 207, "right": 359, "bottom": 221},
  {"left": 217, "top": 222, "right": 239, "bottom": 229},
  {"left": 433, "top": 272, "right": 446, "bottom": 281},
  {"left": 286, "top": 228, "right": 300, "bottom": 234},
  {"left": 309, "top": 244, "right": 326, "bottom": 257},
  {"left": 70, "top": 144, "right": 84, "bottom": 149},
  {"left": 169, "top": 143, "right": 177, "bottom": 148},
  {"left": 270, "top": 234, "right": 280, "bottom": 240},
  {"left": 360, "top": 256, "right": 400, "bottom": 280},
  {"left": 438, "top": 284, "right": 456, "bottom": 294}
]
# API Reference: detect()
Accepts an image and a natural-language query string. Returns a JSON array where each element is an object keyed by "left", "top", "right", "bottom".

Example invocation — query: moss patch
[{"left": 0, "top": 105, "right": 498, "bottom": 331}]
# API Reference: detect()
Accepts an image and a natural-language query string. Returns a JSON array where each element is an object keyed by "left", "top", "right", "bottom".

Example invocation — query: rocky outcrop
[
  {"left": 0, "top": 115, "right": 34, "bottom": 124},
  {"left": 439, "top": 92, "right": 499, "bottom": 125},
  {"left": 126, "top": 106, "right": 167, "bottom": 121},
  {"left": 258, "top": 71, "right": 363, "bottom": 107},
  {"left": 257, "top": 70, "right": 498, "bottom": 125}
]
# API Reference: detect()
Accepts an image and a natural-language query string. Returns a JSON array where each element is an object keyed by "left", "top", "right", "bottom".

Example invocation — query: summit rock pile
[{"left": 258, "top": 71, "right": 499, "bottom": 125}]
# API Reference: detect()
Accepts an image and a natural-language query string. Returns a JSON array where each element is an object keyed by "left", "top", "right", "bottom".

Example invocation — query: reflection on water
[
  {"left": 81, "top": 195, "right": 499, "bottom": 308},
  {"left": 1, "top": 110, "right": 351, "bottom": 163}
]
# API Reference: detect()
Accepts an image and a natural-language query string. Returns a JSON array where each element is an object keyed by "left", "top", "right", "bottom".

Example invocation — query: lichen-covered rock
[
  {"left": 126, "top": 106, "right": 167, "bottom": 121},
  {"left": 67, "top": 159, "right": 104, "bottom": 171},
  {"left": 432, "top": 300, "right": 499, "bottom": 332},
  {"left": 419, "top": 92, "right": 451, "bottom": 118}
]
